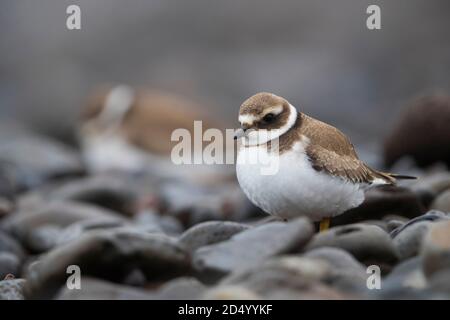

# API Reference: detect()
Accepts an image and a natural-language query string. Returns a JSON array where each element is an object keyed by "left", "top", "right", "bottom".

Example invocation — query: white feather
[{"left": 236, "top": 140, "right": 366, "bottom": 221}]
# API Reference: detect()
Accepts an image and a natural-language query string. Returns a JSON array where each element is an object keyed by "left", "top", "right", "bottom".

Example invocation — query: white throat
[{"left": 242, "top": 104, "right": 298, "bottom": 146}]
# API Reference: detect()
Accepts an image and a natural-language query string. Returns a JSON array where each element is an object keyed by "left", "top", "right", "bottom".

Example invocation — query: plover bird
[
  {"left": 78, "top": 85, "right": 232, "bottom": 183},
  {"left": 234, "top": 92, "right": 415, "bottom": 231}
]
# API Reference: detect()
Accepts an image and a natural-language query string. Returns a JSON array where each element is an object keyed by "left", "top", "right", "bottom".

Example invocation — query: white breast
[{"left": 236, "top": 141, "right": 365, "bottom": 221}]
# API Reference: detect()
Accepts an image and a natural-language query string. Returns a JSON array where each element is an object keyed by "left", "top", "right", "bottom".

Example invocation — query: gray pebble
[
  {"left": 305, "top": 223, "right": 399, "bottom": 269},
  {"left": 421, "top": 220, "right": 450, "bottom": 278},
  {"left": 0, "top": 252, "right": 21, "bottom": 279},
  {"left": 0, "top": 231, "right": 26, "bottom": 260},
  {"left": 192, "top": 218, "right": 313, "bottom": 280},
  {"left": 0, "top": 201, "right": 125, "bottom": 251},
  {"left": 179, "top": 221, "right": 250, "bottom": 252},
  {"left": 220, "top": 255, "right": 352, "bottom": 299},
  {"left": 0, "top": 278, "right": 26, "bottom": 300},
  {"left": 431, "top": 189, "right": 450, "bottom": 213},
  {"left": 25, "top": 228, "right": 191, "bottom": 299}
]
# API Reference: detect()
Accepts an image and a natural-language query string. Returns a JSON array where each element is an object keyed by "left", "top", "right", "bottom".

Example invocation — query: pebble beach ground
[{"left": 1, "top": 96, "right": 450, "bottom": 300}]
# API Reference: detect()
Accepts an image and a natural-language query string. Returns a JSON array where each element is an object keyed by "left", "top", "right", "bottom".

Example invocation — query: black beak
[{"left": 233, "top": 127, "right": 248, "bottom": 140}]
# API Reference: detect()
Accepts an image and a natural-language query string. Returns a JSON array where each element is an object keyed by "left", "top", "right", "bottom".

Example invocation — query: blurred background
[
  {"left": 1, "top": 0, "right": 450, "bottom": 300},
  {"left": 1, "top": 0, "right": 449, "bottom": 154}
]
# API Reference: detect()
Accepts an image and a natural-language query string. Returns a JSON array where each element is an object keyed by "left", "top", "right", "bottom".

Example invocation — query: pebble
[
  {"left": 391, "top": 211, "right": 450, "bottom": 260},
  {"left": 203, "top": 285, "right": 262, "bottom": 300},
  {"left": 305, "top": 223, "right": 399, "bottom": 270},
  {"left": 382, "top": 256, "right": 426, "bottom": 291},
  {"left": 410, "top": 171, "right": 450, "bottom": 206},
  {"left": 383, "top": 94, "right": 450, "bottom": 168},
  {"left": 192, "top": 218, "right": 313, "bottom": 281},
  {"left": 431, "top": 189, "right": 450, "bottom": 213},
  {"left": 56, "top": 218, "right": 126, "bottom": 246},
  {"left": 133, "top": 210, "right": 183, "bottom": 236},
  {"left": 25, "top": 228, "right": 191, "bottom": 299},
  {"left": 56, "top": 276, "right": 206, "bottom": 300},
  {"left": 421, "top": 220, "right": 450, "bottom": 278},
  {"left": 179, "top": 221, "right": 250, "bottom": 252},
  {"left": 0, "top": 201, "right": 125, "bottom": 252},
  {"left": 0, "top": 231, "right": 26, "bottom": 260},
  {"left": 303, "top": 247, "right": 368, "bottom": 293},
  {"left": 219, "top": 255, "right": 352, "bottom": 299},
  {"left": 47, "top": 174, "right": 138, "bottom": 217},
  {"left": 427, "top": 270, "right": 450, "bottom": 297},
  {"left": 0, "top": 252, "right": 21, "bottom": 279},
  {"left": 0, "top": 278, "right": 26, "bottom": 300},
  {"left": 0, "top": 126, "right": 84, "bottom": 191},
  {"left": 161, "top": 182, "right": 258, "bottom": 227}
]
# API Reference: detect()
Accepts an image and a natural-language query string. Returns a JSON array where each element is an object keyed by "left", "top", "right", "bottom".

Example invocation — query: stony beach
[{"left": 1, "top": 96, "right": 450, "bottom": 300}]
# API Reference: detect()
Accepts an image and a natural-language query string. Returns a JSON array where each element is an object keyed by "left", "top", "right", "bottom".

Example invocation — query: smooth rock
[
  {"left": 179, "top": 221, "right": 250, "bottom": 252},
  {"left": 133, "top": 210, "right": 183, "bottom": 236},
  {"left": 193, "top": 218, "right": 313, "bottom": 280},
  {"left": 149, "top": 277, "right": 206, "bottom": 300},
  {"left": 410, "top": 171, "right": 450, "bottom": 206},
  {"left": 431, "top": 189, "right": 450, "bottom": 213},
  {"left": 0, "top": 252, "right": 21, "bottom": 279},
  {"left": 303, "top": 247, "right": 367, "bottom": 293},
  {"left": 0, "top": 231, "right": 26, "bottom": 259},
  {"left": 55, "top": 277, "right": 154, "bottom": 300},
  {"left": 391, "top": 211, "right": 450, "bottom": 260},
  {"left": 56, "top": 218, "right": 126, "bottom": 246},
  {"left": 0, "top": 201, "right": 125, "bottom": 252},
  {"left": 48, "top": 174, "right": 138, "bottom": 216},
  {"left": 56, "top": 276, "right": 205, "bottom": 300},
  {"left": 25, "top": 228, "right": 191, "bottom": 299},
  {"left": 220, "top": 256, "right": 352, "bottom": 299},
  {"left": 386, "top": 220, "right": 405, "bottom": 233},
  {"left": 27, "top": 225, "right": 63, "bottom": 253},
  {"left": 0, "top": 126, "right": 84, "bottom": 191},
  {"left": 332, "top": 186, "right": 425, "bottom": 226},
  {"left": 0, "top": 278, "right": 26, "bottom": 300},
  {"left": 203, "top": 285, "right": 262, "bottom": 300},
  {"left": 161, "top": 182, "right": 259, "bottom": 227},
  {"left": 382, "top": 256, "right": 426, "bottom": 291},
  {"left": 427, "top": 270, "right": 450, "bottom": 297},
  {"left": 305, "top": 223, "right": 399, "bottom": 269},
  {"left": 383, "top": 94, "right": 450, "bottom": 168},
  {"left": 421, "top": 220, "right": 450, "bottom": 278}
]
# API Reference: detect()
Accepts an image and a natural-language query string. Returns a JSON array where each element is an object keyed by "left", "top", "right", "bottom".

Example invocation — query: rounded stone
[
  {"left": 0, "top": 278, "right": 26, "bottom": 300},
  {"left": 391, "top": 211, "right": 450, "bottom": 260},
  {"left": 179, "top": 221, "right": 250, "bottom": 252},
  {"left": 0, "top": 231, "right": 26, "bottom": 260},
  {"left": 0, "top": 252, "right": 21, "bottom": 279},
  {"left": 24, "top": 228, "right": 191, "bottom": 299},
  {"left": 421, "top": 220, "right": 450, "bottom": 278},
  {"left": 431, "top": 189, "right": 450, "bottom": 213},
  {"left": 0, "top": 201, "right": 125, "bottom": 251},
  {"left": 305, "top": 223, "right": 399, "bottom": 268},
  {"left": 220, "top": 255, "right": 353, "bottom": 299},
  {"left": 192, "top": 218, "right": 314, "bottom": 280}
]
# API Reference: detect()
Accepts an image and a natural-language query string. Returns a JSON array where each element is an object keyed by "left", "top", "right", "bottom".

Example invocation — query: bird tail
[{"left": 374, "top": 171, "right": 417, "bottom": 185}]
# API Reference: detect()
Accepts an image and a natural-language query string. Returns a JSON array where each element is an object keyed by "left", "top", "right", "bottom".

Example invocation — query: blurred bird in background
[{"left": 78, "top": 85, "right": 235, "bottom": 184}]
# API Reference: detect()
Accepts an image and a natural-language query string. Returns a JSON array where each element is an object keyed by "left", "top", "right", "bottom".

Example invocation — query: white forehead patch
[
  {"left": 239, "top": 114, "right": 257, "bottom": 125},
  {"left": 99, "top": 85, "right": 135, "bottom": 126}
]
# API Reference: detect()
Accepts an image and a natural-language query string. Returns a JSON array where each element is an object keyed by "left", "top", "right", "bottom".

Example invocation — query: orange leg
[{"left": 319, "top": 218, "right": 331, "bottom": 232}]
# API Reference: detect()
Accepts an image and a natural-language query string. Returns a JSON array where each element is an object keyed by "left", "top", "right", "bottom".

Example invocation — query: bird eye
[{"left": 263, "top": 113, "right": 275, "bottom": 122}]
